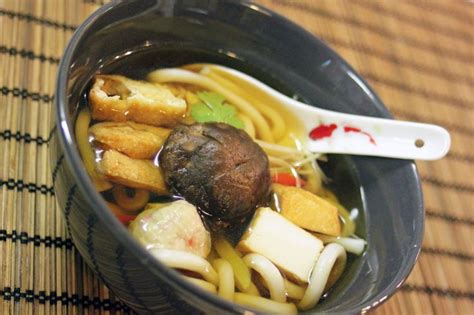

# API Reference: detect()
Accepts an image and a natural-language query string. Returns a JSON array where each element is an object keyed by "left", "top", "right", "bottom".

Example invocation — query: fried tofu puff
[
  {"left": 90, "top": 122, "right": 171, "bottom": 159},
  {"left": 89, "top": 75, "right": 187, "bottom": 127},
  {"left": 99, "top": 150, "right": 168, "bottom": 195}
]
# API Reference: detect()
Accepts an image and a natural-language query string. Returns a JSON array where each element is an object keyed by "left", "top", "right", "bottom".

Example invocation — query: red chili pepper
[
  {"left": 108, "top": 203, "right": 137, "bottom": 225},
  {"left": 115, "top": 213, "right": 137, "bottom": 226},
  {"left": 272, "top": 173, "right": 306, "bottom": 187}
]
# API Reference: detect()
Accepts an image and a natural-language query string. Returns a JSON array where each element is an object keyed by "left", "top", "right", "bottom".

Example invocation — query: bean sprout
[
  {"left": 255, "top": 140, "right": 306, "bottom": 161},
  {"left": 268, "top": 156, "right": 303, "bottom": 188},
  {"left": 212, "top": 259, "right": 234, "bottom": 301}
]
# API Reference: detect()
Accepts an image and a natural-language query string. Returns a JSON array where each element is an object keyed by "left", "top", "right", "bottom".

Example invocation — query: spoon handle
[
  {"left": 210, "top": 65, "right": 450, "bottom": 160},
  {"left": 288, "top": 102, "right": 451, "bottom": 160}
]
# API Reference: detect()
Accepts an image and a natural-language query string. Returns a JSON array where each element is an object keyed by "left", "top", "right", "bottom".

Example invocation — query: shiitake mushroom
[{"left": 159, "top": 122, "right": 271, "bottom": 232}]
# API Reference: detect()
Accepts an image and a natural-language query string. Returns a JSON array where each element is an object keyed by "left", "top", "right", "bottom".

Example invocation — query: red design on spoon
[
  {"left": 309, "top": 123, "right": 377, "bottom": 145},
  {"left": 344, "top": 126, "right": 377, "bottom": 145},
  {"left": 309, "top": 123, "right": 338, "bottom": 140}
]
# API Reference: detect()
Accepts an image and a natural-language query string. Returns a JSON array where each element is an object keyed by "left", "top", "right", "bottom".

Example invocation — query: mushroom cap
[{"left": 159, "top": 123, "right": 271, "bottom": 232}]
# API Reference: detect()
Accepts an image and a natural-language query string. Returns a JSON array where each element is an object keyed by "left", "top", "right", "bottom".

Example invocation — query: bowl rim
[{"left": 54, "top": 0, "right": 424, "bottom": 313}]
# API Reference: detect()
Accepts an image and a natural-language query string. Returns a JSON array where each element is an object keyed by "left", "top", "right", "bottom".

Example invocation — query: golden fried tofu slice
[
  {"left": 273, "top": 184, "right": 341, "bottom": 236},
  {"left": 98, "top": 150, "right": 168, "bottom": 195},
  {"left": 89, "top": 122, "right": 171, "bottom": 159},
  {"left": 89, "top": 75, "right": 187, "bottom": 127}
]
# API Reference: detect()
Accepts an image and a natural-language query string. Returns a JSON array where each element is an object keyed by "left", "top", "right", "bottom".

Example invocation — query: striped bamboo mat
[{"left": 0, "top": 0, "right": 472, "bottom": 314}]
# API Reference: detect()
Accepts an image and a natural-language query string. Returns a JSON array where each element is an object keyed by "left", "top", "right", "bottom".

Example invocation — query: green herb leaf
[{"left": 190, "top": 92, "right": 244, "bottom": 129}]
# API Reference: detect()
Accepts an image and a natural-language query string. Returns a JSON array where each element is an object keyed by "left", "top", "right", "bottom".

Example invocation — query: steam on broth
[{"left": 75, "top": 56, "right": 366, "bottom": 313}]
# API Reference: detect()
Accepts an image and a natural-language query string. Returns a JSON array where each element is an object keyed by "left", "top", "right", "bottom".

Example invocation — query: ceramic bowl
[{"left": 50, "top": 0, "right": 423, "bottom": 313}]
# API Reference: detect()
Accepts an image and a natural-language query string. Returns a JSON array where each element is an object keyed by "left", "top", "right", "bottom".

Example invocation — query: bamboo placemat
[{"left": 0, "top": 0, "right": 472, "bottom": 314}]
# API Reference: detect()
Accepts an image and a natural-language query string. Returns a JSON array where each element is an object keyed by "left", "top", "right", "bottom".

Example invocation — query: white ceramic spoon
[{"left": 207, "top": 65, "right": 451, "bottom": 161}]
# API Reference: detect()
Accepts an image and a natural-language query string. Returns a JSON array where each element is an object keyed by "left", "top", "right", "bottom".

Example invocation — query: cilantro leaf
[{"left": 190, "top": 92, "right": 244, "bottom": 129}]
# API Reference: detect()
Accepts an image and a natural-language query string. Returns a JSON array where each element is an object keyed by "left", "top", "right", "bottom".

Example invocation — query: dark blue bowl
[{"left": 50, "top": 0, "right": 423, "bottom": 313}]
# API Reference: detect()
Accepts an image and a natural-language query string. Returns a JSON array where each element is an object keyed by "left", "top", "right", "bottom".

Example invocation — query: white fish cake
[
  {"left": 238, "top": 207, "right": 323, "bottom": 283},
  {"left": 129, "top": 200, "right": 211, "bottom": 258},
  {"left": 89, "top": 75, "right": 187, "bottom": 127}
]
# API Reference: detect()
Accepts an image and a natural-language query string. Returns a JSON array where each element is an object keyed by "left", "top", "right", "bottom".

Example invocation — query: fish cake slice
[
  {"left": 99, "top": 150, "right": 168, "bottom": 195},
  {"left": 273, "top": 184, "right": 341, "bottom": 236},
  {"left": 90, "top": 122, "right": 171, "bottom": 159},
  {"left": 89, "top": 75, "right": 187, "bottom": 127}
]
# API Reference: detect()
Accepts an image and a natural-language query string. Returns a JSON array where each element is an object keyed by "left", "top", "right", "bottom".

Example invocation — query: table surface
[{"left": 0, "top": 0, "right": 472, "bottom": 314}]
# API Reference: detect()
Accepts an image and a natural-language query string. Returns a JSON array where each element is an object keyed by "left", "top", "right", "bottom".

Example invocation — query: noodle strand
[
  {"left": 242, "top": 282, "right": 261, "bottom": 296},
  {"left": 284, "top": 279, "right": 306, "bottom": 300},
  {"left": 183, "top": 276, "right": 217, "bottom": 293},
  {"left": 243, "top": 253, "right": 286, "bottom": 303},
  {"left": 75, "top": 108, "right": 112, "bottom": 191},
  {"left": 298, "top": 243, "right": 347, "bottom": 310},
  {"left": 237, "top": 113, "right": 256, "bottom": 138},
  {"left": 234, "top": 293, "right": 297, "bottom": 315},
  {"left": 315, "top": 234, "right": 366, "bottom": 255},
  {"left": 202, "top": 68, "right": 287, "bottom": 141},
  {"left": 150, "top": 249, "right": 219, "bottom": 286}
]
